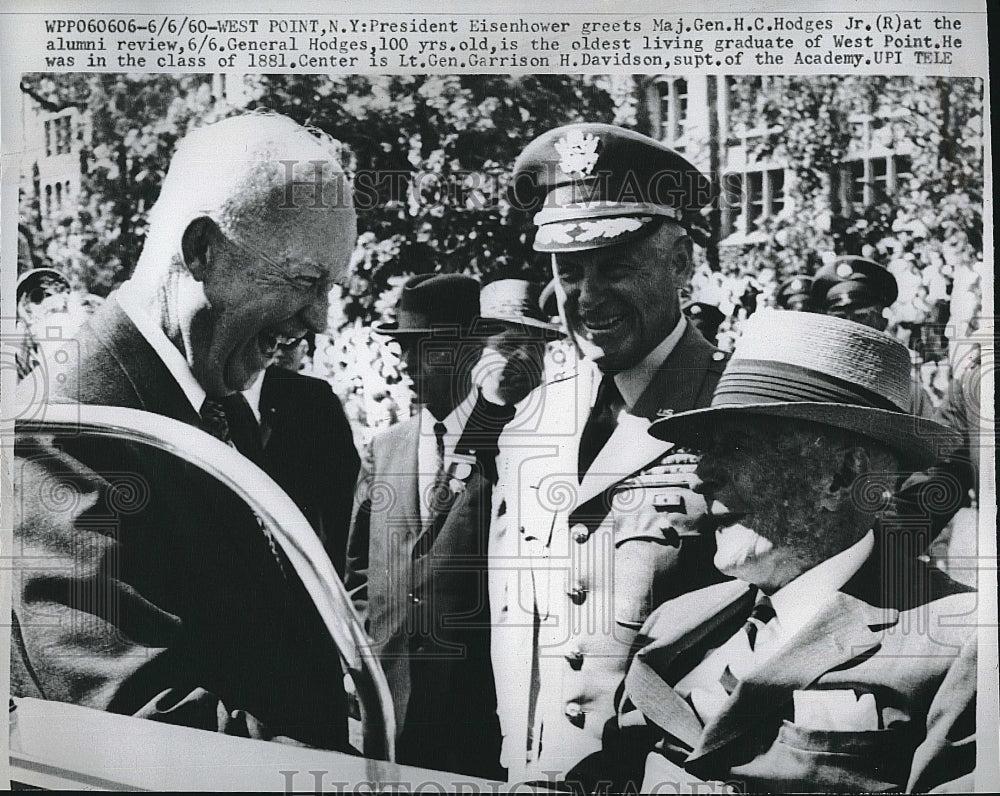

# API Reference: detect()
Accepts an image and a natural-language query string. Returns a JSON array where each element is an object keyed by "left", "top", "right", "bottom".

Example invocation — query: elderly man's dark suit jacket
[
  {"left": 258, "top": 366, "right": 360, "bottom": 575},
  {"left": 594, "top": 537, "right": 977, "bottom": 794},
  {"left": 11, "top": 296, "right": 348, "bottom": 750},
  {"left": 344, "top": 399, "right": 508, "bottom": 778}
]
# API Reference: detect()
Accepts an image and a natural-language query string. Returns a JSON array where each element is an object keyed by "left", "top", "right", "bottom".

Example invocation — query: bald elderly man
[{"left": 12, "top": 114, "right": 358, "bottom": 748}]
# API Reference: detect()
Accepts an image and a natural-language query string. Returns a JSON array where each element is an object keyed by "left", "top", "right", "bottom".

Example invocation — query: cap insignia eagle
[{"left": 555, "top": 129, "right": 601, "bottom": 177}]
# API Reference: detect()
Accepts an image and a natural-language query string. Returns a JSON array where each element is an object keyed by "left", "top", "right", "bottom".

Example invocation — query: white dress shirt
[
  {"left": 676, "top": 530, "right": 876, "bottom": 723},
  {"left": 416, "top": 390, "right": 480, "bottom": 526}
]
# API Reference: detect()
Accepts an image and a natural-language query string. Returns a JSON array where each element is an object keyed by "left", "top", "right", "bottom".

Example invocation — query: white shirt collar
[
  {"left": 115, "top": 280, "right": 206, "bottom": 414},
  {"left": 767, "top": 529, "right": 875, "bottom": 641},
  {"left": 242, "top": 368, "right": 266, "bottom": 424},
  {"left": 613, "top": 315, "right": 688, "bottom": 410}
]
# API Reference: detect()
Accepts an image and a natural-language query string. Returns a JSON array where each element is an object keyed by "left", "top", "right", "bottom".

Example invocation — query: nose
[
  {"left": 576, "top": 266, "right": 606, "bottom": 310},
  {"left": 300, "top": 286, "right": 330, "bottom": 333}
]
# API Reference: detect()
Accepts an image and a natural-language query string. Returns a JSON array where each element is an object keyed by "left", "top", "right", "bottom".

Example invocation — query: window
[
  {"left": 839, "top": 112, "right": 913, "bottom": 211},
  {"left": 44, "top": 114, "right": 73, "bottom": 157},
  {"left": 840, "top": 153, "right": 913, "bottom": 209},
  {"left": 648, "top": 77, "right": 689, "bottom": 149},
  {"left": 721, "top": 165, "right": 786, "bottom": 238},
  {"left": 40, "top": 178, "right": 75, "bottom": 216}
]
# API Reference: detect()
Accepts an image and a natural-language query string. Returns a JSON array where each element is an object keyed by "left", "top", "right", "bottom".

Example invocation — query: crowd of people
[{"left": 12, "top": 112, "right": 982, "bottom": 793}]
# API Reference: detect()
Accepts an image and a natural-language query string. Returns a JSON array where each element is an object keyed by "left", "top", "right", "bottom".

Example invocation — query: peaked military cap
[
  {"left": 775, "top": 274, "right": 816, "bottom": 312},
  {"left": 510, "top": 123, "right": 711, "bottom": 252},
  {"left": 811, "top": 256, "right": 899, "bottom": 312}
]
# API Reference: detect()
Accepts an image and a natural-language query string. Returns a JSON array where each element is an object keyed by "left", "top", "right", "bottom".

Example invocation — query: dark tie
[
  {"left": 200, "top": 394, "right": 284, "bottom": 577},
  {"left": 578, "top": 374, "right": 625, "bottom": 482},
  {"left": 413, "top": 421, "right": 452, "bottom": 559},
  {"left": 720, "top": 595, "right": 776, "bottom": 694},
  {"left": 200, "top": 394, "right": 264, "bottom": 467},
  {"left": 456, "top": 392, "right": 517, "bottom": 485}
]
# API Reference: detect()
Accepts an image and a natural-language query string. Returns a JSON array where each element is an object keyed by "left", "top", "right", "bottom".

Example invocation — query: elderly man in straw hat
[
  {"left": 346, "top": 273, "right": 562, "bottom": 777},
  {"left": 13, "top": 113, "right": 358, "bottom": 748},
  {"left": 581, "top": 310, "right": 976, "bottom": 793}
]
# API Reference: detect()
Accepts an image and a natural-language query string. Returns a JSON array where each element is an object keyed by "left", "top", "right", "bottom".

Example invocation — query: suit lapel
[
  {"left": 627, "top": 581, "right": 754, "bottom": 750},
  {"left": 383, "top": 418, "right": 422, "bottom": 541},
  {"left": 86, "top": 296, "right": 202, "bottom": 426},
  {"left": 689, "top": 591, "right": 898, "bottom": 761},
  {"left": 576, "top": 325, "right": 719, "bottom": 507}
]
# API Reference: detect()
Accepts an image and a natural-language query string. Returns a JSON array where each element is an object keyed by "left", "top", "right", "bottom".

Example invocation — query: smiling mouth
[{"left": 579, "top": 313, "right": 625, "bottom": 334}]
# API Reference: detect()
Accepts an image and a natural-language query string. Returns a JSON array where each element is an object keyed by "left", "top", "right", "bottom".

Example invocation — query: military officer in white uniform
[{"left": 491, "top": 124, "right": 730, "bottom": 785}]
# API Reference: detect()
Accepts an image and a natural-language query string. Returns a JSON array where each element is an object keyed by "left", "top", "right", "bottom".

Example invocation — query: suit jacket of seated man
[
  {"left": 345, "top": 391, "right": 513, "bottom": 779},
  {"left": 11, "top": 295, "right": 349, "bottom": 750},
  {"left": 601, "top": 535, "right": 976, "bottom": 794},
  {"left": 490, "top": 320, "right": 729, "bottom": 781},
  {"left": 257, "top": 365, "right": 360, "bottom": 575}
]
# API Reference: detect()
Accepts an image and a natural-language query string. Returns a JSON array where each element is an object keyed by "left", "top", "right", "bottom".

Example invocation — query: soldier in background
[
  {"left": 774, "top": 274, "right": 815, "bottom": 312},
  {"left": 683, "top": 301, "right": 726, "bottom": 347},
  {"left": 810, "top": 255, "right": 898, "bottom": 331}
]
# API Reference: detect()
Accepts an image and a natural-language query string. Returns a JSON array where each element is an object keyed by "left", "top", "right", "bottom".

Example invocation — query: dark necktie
[
  {"left": 200, "top": 394, "right": 264, "bottom": 467},
  {"left": 720, "top": 595, "right": 777, "bottom": 694},
  {"left": 578, "top": 374, "right": 625, "bottom": 482},
  {"left": 199, "top": 394, "right": 285, "bottom": 577},
  {"left": 413, "top": 421, "right": 452, "bottom": 559},
  {"left": 456, "top": 392, "right": 517, "bottom": 485}
]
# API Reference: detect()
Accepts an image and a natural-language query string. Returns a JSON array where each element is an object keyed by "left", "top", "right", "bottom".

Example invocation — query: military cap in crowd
[
  {"left": 16, "top": 267, "right": 71, "bottom": 306},
  {"left": 683, "top": 301, "right": 726, "bottom": 345},
  {"left": 510, "top": 123, "right": 712, "bottom": 252},
  {"left": 775, "top": 274, "right": 815, "bottom": 312},
  {"left": 811, "top": 256, "right": 899, "bottom": 313},
  {"left": 372, "top": 273, "right": 483, "bottom": 338}
]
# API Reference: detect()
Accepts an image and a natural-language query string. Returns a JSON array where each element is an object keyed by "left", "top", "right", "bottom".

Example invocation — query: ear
[
  {"left": 670, "top": 234, "right": 695, "bottom": 282},
  {"left": 820, "top": 446, "right": 870, "bottom": 512},
  {"left": 180, "top": 217, "right": 217, "bottom": 282}
]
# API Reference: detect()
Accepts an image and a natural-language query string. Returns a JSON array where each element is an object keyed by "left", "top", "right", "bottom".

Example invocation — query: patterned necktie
[
  {"left": 200, "top": 394, "right": 264, "bottom": 466},
  {"left": 578, "top": 374, "right": 625, "bottom": 482},
  {"left": 720, "top": 595, "right": 776, "bottom": 694},
  {"left": 199, "top": 398, "right": 232, "bottom": 445},
  {"left": 199, "top": 394, "right": 285, "bottom": 578}
]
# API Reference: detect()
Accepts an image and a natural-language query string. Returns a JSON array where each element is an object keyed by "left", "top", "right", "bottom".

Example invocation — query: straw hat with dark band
[{"left": 649, "top": 309, "right": 961, "bottom": 468}]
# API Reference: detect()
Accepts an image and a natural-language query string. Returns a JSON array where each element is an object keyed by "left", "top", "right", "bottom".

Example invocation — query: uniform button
[
  {"left": 712, "top": 351, "right": 726, "bottom": 362},
  {"left": 564, "top": 702, "right": 585, "bottom": 727},
  {"left": 565, "top": 647, "right": 584, "bottom": 670},
  {"left": 570, "top": 523, "right": 590, "bottom": 544},
  {"left": 408, "top": 592, "right": 421, "bottom": 605},
  {"left": 567, "top": 582, "right": 587, "bottom": 605}
]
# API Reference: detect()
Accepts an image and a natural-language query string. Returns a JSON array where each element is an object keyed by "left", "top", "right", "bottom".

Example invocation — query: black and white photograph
[{"left": 1, "top": 3, "right": 994, "bottom": 792}]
